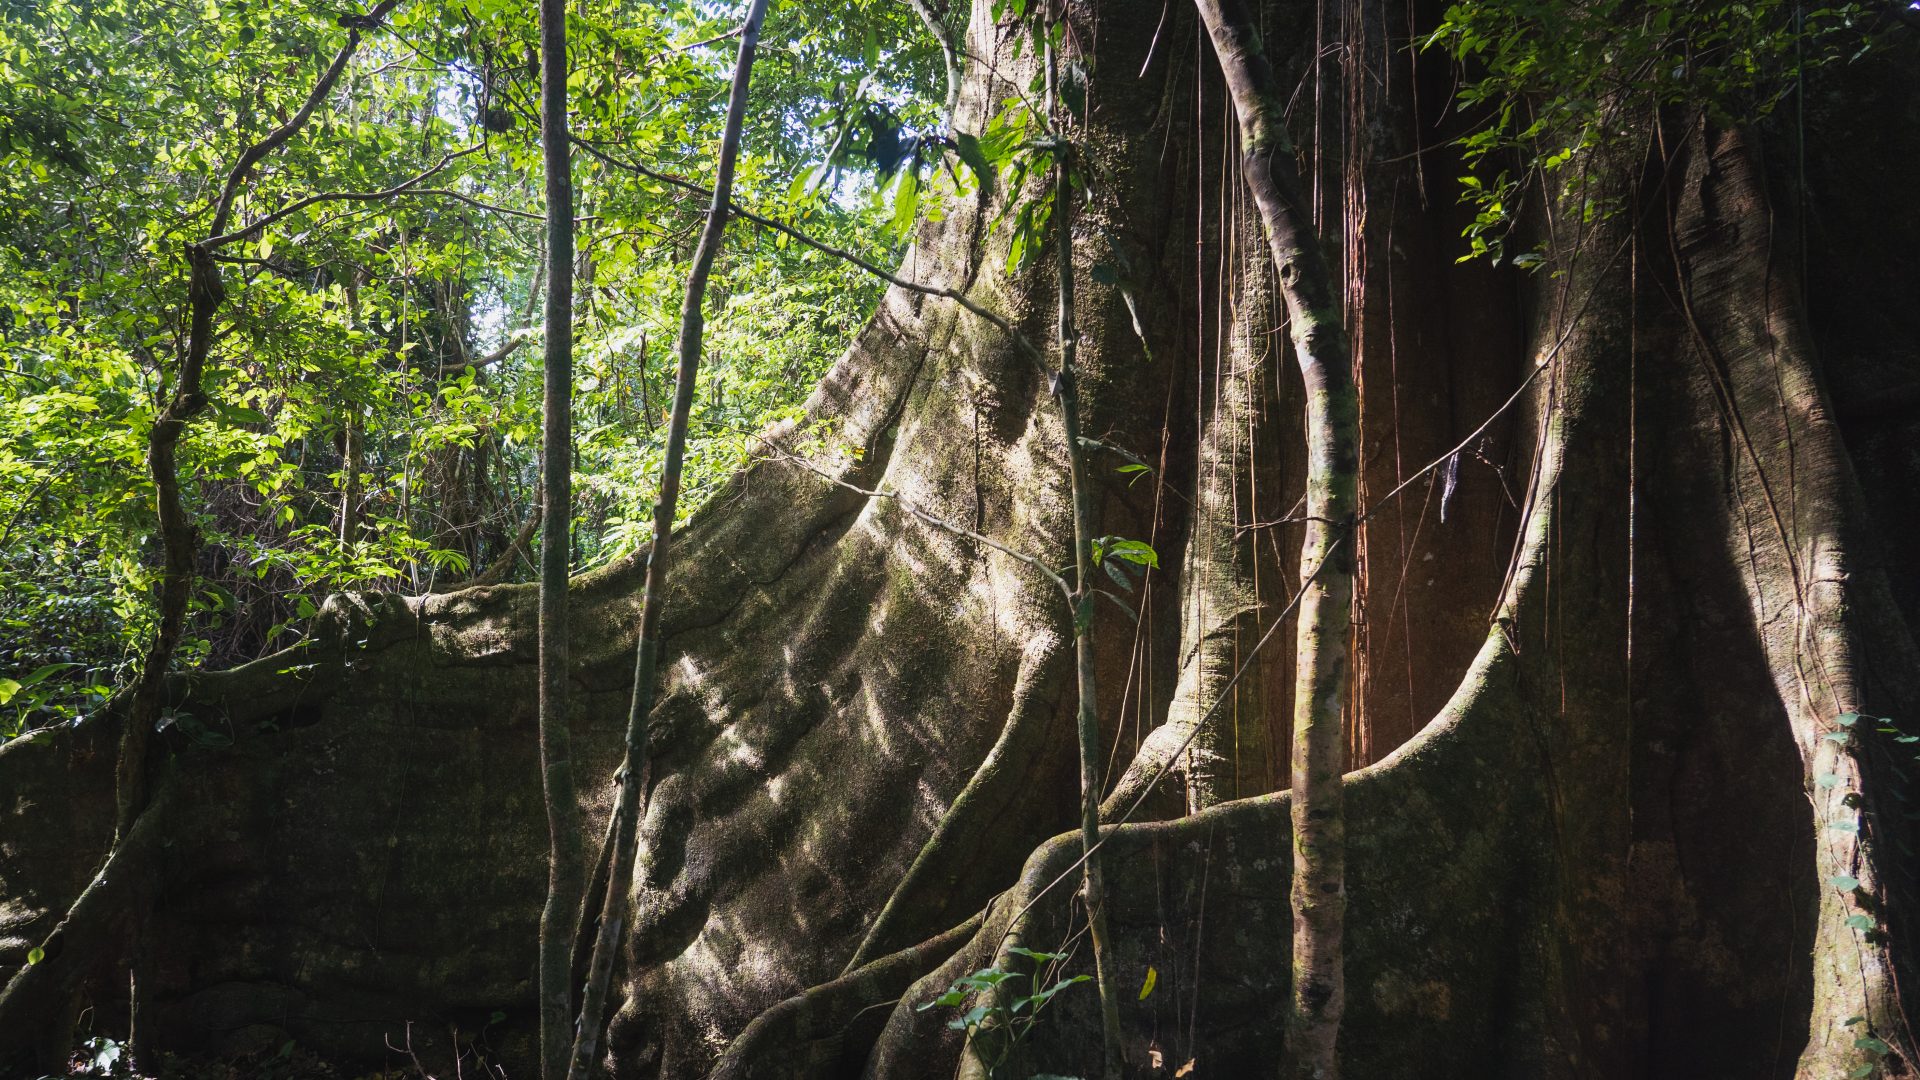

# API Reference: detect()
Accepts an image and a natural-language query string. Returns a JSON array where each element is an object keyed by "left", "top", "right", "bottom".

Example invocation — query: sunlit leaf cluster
[
  {"left": 0, "top": 0, "right": 940, "bottom": 732},
  {"left": 1426, "top": 0, "right": 1886, "bottom": 262}
]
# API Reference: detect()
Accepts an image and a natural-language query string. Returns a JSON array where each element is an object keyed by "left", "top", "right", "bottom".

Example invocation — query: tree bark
[
  {"left": 4, "top": 6, "right": 1919, "bottom": 1080},
  {"left": 536, "top": 0, "right": 585, "bottom": 1069}
]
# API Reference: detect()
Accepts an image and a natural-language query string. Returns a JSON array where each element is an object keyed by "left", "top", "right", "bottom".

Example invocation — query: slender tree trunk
[
  {"left": 565, "top": 2, "right": 772, "bottom": 1075},
  {"left": 1048, "top": 56, "right": 1124, "bottom": 1073},
  {"left": 339, "top": 274, "right": 366, "bottom": 548},
  {"left": 1189, "top": 0, "right": 1358, "bottom": 1074},
  {"left": 339, "top": 325, "right": 363, "bottom": 552},
  {"left": 537, "top": 0, "right": 585, "bottom": 1069},
  {"left": 114, "top": 245, "right": 228, "bottom": 1071}
]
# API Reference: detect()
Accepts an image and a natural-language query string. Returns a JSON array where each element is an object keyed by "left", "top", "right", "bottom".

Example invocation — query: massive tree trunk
[{"left": 3, "top": 1, "right": 1918, "bottom": 1078}]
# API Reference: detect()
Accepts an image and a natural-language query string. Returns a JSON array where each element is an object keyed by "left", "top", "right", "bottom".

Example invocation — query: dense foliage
[
  {"left": 0, "top": 0, "right": 944, "bottom": 735},
  {"left": 1428, "top": 0, "right": 1887, "bottom": 262}
]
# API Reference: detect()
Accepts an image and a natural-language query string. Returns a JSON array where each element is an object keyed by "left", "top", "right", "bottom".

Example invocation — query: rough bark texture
[{"left": 3, "top": 2, "right": 1918, "bottom": 1079}]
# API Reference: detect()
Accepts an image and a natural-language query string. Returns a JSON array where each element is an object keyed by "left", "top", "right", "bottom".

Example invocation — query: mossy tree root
[
  {"left": 0, "top": 777, "right": 179, "bottom": 1074},
  {"left": 709, "top": 911, "right": 987, "bottom": 1080},
  {"left": 844, "top": 639, "right": 1067, "bottom": 974}
]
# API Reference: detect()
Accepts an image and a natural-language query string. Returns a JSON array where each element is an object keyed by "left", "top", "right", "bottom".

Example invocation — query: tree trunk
[
  {"left": 567, "top": 2, "right": 772, "bottom": 1073},
  {"left": 536, "top": 0, "right": 585, "bottom": 1069},
  {"left": 1185, "top": 0, "right": 1360, "bottom": 1072},
  {"left": 3, "top": 3, "right": 1918, "bottom": 1080}
]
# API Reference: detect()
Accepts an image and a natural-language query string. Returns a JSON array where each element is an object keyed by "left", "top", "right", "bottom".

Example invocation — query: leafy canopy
[{"left": 0, "top": 0, "right": 941, "bottom": 734}]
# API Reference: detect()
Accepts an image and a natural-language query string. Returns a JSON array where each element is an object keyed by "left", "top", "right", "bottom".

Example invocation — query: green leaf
[
  {"left": 1818, "top": 773, "right": 1843, "bottom": 789},
  {"left": 1847, "top": 914, "right": 1875, "bottom": 931},
  {"left": 26, "top": 946, "right": 43, "bottom": 964},
  {"left": 1097, "top": 590, "right": 1140, "bottom": 622},
  {"left": 1100, "top": 538, "right": 1158, "bottom": 568},
  {"left": 1830, "top": 875, "right": 1861, "bottom": 892},
  {"left": 889, "top": 170, "right": 922, "bottom": 236},
  {"left": 0, "top": 679, "right": 20, "bottom": 706},
  {"left": 1059, "top": 61, "right": 1087, "bottom": 120},
  {"left": 1138, "top": 965, "right": 1158, "bottom": 1000},
  {"left": 1026, "top": 975, "right": 1090, "bottom": 1010},
  {"left": 19, "top": 663, "right": 77, "bottom": 688},
  {"left": 1006, "top": 226, "right": 1029, "bottom": 275},
  {"left": 919, "top": 990, "right": 963, "bottom": 1010},
  {"left": 1838, "top": 712, "right": 1862, "bottom": 727},
  {"left": 953, "top": 132, "right": 994, "bottom": 195}
]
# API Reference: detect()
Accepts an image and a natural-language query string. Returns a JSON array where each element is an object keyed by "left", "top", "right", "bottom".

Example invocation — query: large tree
[{"left": 4, "top": 0, "right": 1919, "bottom": 1077}]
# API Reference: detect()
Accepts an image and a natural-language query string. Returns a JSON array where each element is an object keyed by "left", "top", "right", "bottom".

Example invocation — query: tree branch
[
  {"left": 438, "top": 331, "right": 532, "bottom": 376},
  {"left": 570, "top": 138, "right": 1051, "bottom": 372},
  {"left": 452, "top": 501, "right": 541, "bottom": 588},
  {"left": 207, "top": 0, "right": 405, "bottom": 238},
  {"left": 901, "top": 0, "right": 961, "bottom": 123},
  {"left": 205, "top": 144, "right": 486, "bottom": 250}
]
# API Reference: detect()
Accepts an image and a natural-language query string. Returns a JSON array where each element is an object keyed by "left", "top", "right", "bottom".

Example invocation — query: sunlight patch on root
[{"left": 708, "top": 911, "right": 987, "bottom": 1080}]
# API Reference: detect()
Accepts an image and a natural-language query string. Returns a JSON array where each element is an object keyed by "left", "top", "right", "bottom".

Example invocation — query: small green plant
[{"left": 917, "top": 945, "right": 1090, "bottom": 1079}]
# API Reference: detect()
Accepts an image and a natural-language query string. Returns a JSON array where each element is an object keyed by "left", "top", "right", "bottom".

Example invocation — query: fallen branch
[{"left": 451, "top": 501, "right": 541, "bottom": 589}]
